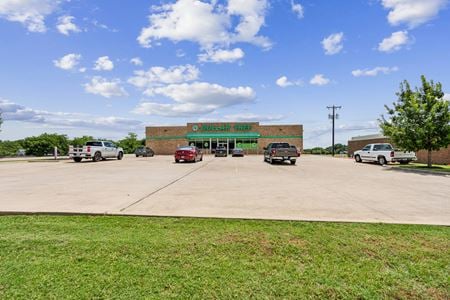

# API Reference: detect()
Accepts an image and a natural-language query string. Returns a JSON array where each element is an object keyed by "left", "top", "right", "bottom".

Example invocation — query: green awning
[{"left": 186, "top": 132, "right": 260, "bottom": 139}]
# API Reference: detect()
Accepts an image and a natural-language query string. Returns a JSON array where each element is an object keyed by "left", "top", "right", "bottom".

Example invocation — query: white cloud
[
  {"left": 84, "top": 77, "right": 128, "bottom": 98},
  {"left": 128, "top": 64, "right": 200, "bottom": 95},
  {"left": 133, "top": 82, "right": 255, "bottom": 117},
  {"left": 275, "top": 76, "right": 303, "bottom": 88},
  {"left": 309, "top": 74, "right": 330, "bottom": 86},
  {"left": 378, "top": 30, "right": 410, "bottom": 52},
  {"left": 198, "top": 48, "right": 245, "bottom": 63},
  {"left": 352, "top": 66, "right": 399, "bottom": 77},
  {"left": 137, "top": 0, "right": 271, "bottom": 51},
  {"left": 291, "top": 1, "right": 304, "bottom": 19},
  {"left": 0, "top": 98, "right": 142, "bottom": 131},
  {"left": 176, "top": 49, "right": 186, "bottom": 58},
  {"left": 381, "top": 0, "right": 448, "bottom": 28},
  {"left": 130, "top": 57, "right": 143, "bottom": 66},
  {"left": 223, "top": 113, "right": 284, "bottom": 122},
  {"left": 321, "top": 32, "right": 344, "bottom": 55},
  {"left": 56, "top": 15, "right": 80, "bottom": 36},
  {"left": 444, "top": 93, "right": 450, "bottom": 100},
  {"left": 79, "top": 67, "right": 86, "bottom": 73},
  {"left": 53, "top": 53, "right": 81, "bottom": 70},
  {"left": 93, "top": 56, "right": 114, "bottom": 71},
  {"left": 0, "top": 0, "right": 60, "bottom": 33}
]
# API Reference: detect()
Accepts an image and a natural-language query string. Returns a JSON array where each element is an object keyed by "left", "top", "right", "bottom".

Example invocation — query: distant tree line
[
  {"left": 303, "top": 143, "right": 347, "bottom": 155},
  {"left": 0, "top": 132, "right": 145, "bottom": 157}
]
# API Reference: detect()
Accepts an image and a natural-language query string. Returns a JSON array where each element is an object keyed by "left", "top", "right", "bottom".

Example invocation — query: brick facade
[
  {"left": 146, "top": 122, "right": 303, "bottom": 155},
  {"left": 348, "top": 135, "right": 450, "bottom": 164}
]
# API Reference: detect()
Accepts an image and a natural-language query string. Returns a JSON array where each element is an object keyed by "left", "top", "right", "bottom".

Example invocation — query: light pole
[{"left": 327, "top": 105, "right": 342, "bottom": 156}]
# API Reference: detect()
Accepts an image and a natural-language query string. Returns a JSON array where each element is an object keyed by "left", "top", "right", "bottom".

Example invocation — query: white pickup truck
[
  {"left": 354, "top": 143, "right": 416, "bottom": 165},
  {"left": 69, "top": 141, "right": 124, "bottom": 162}
]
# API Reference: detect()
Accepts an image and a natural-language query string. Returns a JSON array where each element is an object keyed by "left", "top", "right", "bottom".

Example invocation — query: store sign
[
  {"left": 236, "top": 142, "right": 257, "bottom": 149},
  {"left": 191, "top": 123, "right": 252, "bottom": 132}
]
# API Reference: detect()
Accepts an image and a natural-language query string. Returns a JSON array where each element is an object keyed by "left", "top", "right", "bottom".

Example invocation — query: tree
[
  {"left": 22, "top": 133, "right": 69, "bottom": 156},
  {"left": 117, "top": 132, "right": 144, "bottom": 154},
  {"left": 70, "top": 136, "right": 94, "bottom": 147},
  {"left": 380, "top": 75, "right": 450, "bottom": 167},
  {"left": 0, "top": 111, "right": 3, "bottom": 131}
]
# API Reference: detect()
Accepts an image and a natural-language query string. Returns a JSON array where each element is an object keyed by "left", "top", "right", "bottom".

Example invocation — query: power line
[{"left": 327, "top": 105, "right": 342, "bottom": 156}]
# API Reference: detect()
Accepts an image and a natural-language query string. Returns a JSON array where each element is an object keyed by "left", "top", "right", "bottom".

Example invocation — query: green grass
[
  {"left": 0, "top": 216, "right": 449, "bottom": 299},
  {"left": 398, "top": 163, "right": 450, "bottom": 173}
]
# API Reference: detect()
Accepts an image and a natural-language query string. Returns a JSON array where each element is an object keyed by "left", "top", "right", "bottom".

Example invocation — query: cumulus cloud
[
  {"left": 378, "top": 30, "right": 410, "bottom": 52},
  {"left": 275, "top": 76, "right": 303, "bottom": 88},
  {"left": 198, "top": 48, "right": 245, "bottom": 63},
  {"left": 93, "top": 56, "right": 114, "bottom": 71},
  {"left": 133, "top": 82, "right": 255, "bottom": 117},
  {"left": 137, "top": 0, "right": 271, "bottom": 53},
  {"left": 352, "top": 66, "right": 399, "bottom": 77},
  {"left": 381, "top": 0, "right": 448, "bottom": 28},
  {"left": 0, "top": 0, "right": 60, "bottom": 33},
  {"left": 321, "top": 32, "right": 344, "bottom": 55},
  {"left": 128, "top": 64, "right": 200, "bottom": 96},
  {"left": 291, "top": 1, "right": 304, "bottom": 19},
  {"left": 53, "top": 53, "right": 81, "bottom": 70},
  {"left": 130, "top": 57, "right": 143, "bottom": 66},
  {"left": 309, "top": 74, "right": 330, "bottom": 86},
  {"left": 84, "top": 77, "right": 128, "bottom": 98},
  {"left": 56, "top": 15, "right": 80, "bottom": 36},
  {"left": 0, "top": 98, "right": 142, "bottom": 131}
]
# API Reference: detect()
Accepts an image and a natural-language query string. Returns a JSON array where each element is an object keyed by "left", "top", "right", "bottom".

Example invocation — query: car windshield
[
  {"left": 373, "top": 144, "right": 393, "bottom": 151},
  {"left": 178, "top": 146, "right": 194, "bottom": 150},
  {"left": 234, "top": 148, "right": 243, "bottom": 151},
  {"left": 273, "top": 143, "right": 290, "bottom": 148}
]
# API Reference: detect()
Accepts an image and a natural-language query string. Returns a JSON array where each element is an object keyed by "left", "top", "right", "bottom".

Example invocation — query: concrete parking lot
[{"left": 0, "top": 155, "right": 448, "bottom": 225}]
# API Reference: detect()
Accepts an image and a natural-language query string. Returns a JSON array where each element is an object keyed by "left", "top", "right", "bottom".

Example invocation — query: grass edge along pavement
[
  {"left": 0, "top": 215, "right": 449, "bottom": 299},
  {"left": 396, "top": 163, "right": 450, "bottom": 173}
]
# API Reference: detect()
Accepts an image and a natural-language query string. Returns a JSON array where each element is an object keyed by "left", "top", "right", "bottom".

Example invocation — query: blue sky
[{"left": 0, "top": 0, "right": 449, "bottom": 147}]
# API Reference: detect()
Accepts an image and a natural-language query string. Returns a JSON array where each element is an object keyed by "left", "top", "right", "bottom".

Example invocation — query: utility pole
[{"left": 327, "top": 105, "right": 342, "bottom": 156}]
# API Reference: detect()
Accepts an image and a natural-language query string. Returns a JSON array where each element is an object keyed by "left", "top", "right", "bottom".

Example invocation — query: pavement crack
[{"left": 119, "top": 160, "right": 214, "bottom": 212}]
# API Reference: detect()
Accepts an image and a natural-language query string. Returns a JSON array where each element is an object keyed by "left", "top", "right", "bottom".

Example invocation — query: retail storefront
[{"left": 146, "top": 122, "right": 303, "bottom": 155}]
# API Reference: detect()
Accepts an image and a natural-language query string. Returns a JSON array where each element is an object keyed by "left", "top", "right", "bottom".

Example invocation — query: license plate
[
  {"left": 284, "top": 157, "right": 288, "bottom": 160},
  {"left": 181, "top": 156, "right": 185, "bottom": 159}
]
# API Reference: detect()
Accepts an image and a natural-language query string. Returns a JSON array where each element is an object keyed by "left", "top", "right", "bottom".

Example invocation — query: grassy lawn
[
  {"left": 397, "top": 163, "right": 450, "bottom": 173},
  {"left": 0, "top": 216, "right": 448, "bottom": 299}
]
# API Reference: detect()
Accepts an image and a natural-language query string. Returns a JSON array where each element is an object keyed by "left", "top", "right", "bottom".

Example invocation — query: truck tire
[
  {"left": 291, "top": 160, "right": 296, "bottom": 165},
  {"left": 117, "top": 152, "right": 123, "bottom": 160},
  {"left": 73, "top": 157, "right": 82, "bottom": 163},
  {"left": 175, "top": 159, "right": 179, "bottom": 163},
  {"left": 93, "top": 152, "right": 102, "bottom": 162},
  {"left": 378, "top": 156, "right": 387, "bottom": 165},
  {"left": 355, "top": 155, "right": 362, "bottom": 163}
]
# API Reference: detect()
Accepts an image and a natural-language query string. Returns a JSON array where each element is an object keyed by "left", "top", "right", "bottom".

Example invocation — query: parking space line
[{"left": 119, "top": 159, "right": 214, "bottom": 212}]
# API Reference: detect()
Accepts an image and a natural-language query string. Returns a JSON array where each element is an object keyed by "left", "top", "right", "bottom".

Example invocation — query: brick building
[
  {"left": 348, "top": 134, "right": 450, "bottom": 164},
  {"left": 146, "top": 122, "right": 303, "bottom": 155}
]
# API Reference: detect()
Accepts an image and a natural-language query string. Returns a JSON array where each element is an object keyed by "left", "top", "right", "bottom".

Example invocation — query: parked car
[
  {"left": 232, "top": 148, "right": 244, "bottom": 157},
  {"left": 263, "top": 142, "right": 298, "bottom": 165},
  {"left": 135, "top": 146, "right": 154, "bottom": 157},
  {"left": 215, "top": 146, "right": 227, "bottom": 157},
  {"left": 69, "top": 141, "right": 124, "bottom": 162},
  {"left": 175, "top": 146, "right": 203, "bottom": 163},
  {"left": 354, "top": 143, "right": 416, "bottom": 165}
]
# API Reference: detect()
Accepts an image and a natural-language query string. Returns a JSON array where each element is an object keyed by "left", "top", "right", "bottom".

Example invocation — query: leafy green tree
[
  {"left": 22, "top": 133, "right": 69, "bottom": 156},
  {"left": 117, "top": 132, "right": 144, "bottom": 154},
  {"left": 0, "top": 140, "right": 24, "bottom": 157},
  {"left": 70, "top": 136, "right": 94, "bottom": 147},
  {"left": 326, "top": 143, "right": 347, "bottom": 154},
  {"left": 380, "top": 75, "right": 450, "bottom": 167}
]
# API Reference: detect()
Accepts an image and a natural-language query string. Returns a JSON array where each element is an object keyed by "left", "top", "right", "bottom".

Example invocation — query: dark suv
[
  {"left": 215, "top": 146, "right": 227, "bottom": 157},
  {"left": 135, "top": 146, "right": 154, "bottom": 157}
]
